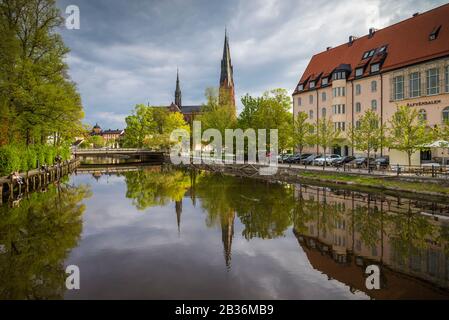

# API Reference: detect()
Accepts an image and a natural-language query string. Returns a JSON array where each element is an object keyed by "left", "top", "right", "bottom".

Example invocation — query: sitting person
[{"left": 11, "top": 171, "right": 24, "bottom": 185}]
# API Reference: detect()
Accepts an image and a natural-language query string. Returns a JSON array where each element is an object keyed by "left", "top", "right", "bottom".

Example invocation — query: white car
[{"left": 313, "top": 154, "right": 341, "bottom": 166}]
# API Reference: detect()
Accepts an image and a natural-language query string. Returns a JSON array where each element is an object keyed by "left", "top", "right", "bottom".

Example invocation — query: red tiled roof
[{"left": 295, "top": 3, "right": 449, "bottom": 93}]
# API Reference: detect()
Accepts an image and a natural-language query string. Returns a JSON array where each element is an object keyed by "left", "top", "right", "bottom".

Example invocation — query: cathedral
[{"left": 167, "top": 30, "right": 235, "bottom": 124}]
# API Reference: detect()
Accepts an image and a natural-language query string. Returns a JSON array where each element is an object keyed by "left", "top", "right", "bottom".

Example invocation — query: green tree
[
  {"left": 122, "top": 104, "right": 189, "bottom": 150},
  {"left": 292, "top": 111, "right": 314, "bottom": 156},
  {"left": 388, "top": 106, "right": 432, "bottom": 166},
  {"left": 314, "top": 118, "right": 342, "bottom": 166},
  {"left": 0, "top": 0, "right": 84, "bottom": 147},
  {"left": 199, "top": 87, "right": 237, "bottom": 137},
  {"left": 237, "top": 89, "right": 293, "bottom": 153},
  {"left": 350, "top": 110, "right": 384, "bottom": 168},
  {"left": 83, "top": 135, "right": 105, "bottom": 149}
]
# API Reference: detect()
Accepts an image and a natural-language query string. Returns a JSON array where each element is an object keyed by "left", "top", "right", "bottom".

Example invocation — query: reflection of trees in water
[
  {"left": 123, "top": 167, "right": 190, "bottom": 210},
  {"left": 387, "top": 210, "right": 440, "bottom": 265},
  {"left": 195, "top": 174, "right": 293, "bottom": 240},
  {"left": 0, "top": 182, "right": 91, "bottom": 299}
]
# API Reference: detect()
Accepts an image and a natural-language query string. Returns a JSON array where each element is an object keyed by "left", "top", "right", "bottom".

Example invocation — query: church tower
[
  {"left": 219, "top": 29, "right": 235, "bottom": 108},
  {"left": 175, "top": 68, "right": 182, "bottom": 108}
]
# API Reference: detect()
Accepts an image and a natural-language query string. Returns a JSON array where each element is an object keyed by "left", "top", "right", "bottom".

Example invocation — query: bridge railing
[{"left": 72, "top": 147, "right": 166, "bottom": 153}]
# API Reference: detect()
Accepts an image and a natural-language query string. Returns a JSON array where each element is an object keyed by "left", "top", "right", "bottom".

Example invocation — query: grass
[{"left": 298, "top": 171, "right": 449, "bottom": 195}]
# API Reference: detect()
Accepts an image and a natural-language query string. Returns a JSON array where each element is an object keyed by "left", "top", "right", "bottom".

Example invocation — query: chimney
[
  {"left": 413, "top": 12, "right": 419, "bottom": 17},
  {"left": 369, "top": 28, "right": 377, "bottom": 38},
  {"left": 348, "top": 35, "right": 358, "bottom": 45},
  {"left": 326, "top": 46, "right": 332, "bottom": 51}
]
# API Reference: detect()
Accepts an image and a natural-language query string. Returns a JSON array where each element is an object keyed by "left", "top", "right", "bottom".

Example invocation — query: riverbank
[
  {"left": 178, "top": 162, "right": 449, "bottom": 201},
  {"left": 0, "top": 158, "right": 80, "bottom": 203}
]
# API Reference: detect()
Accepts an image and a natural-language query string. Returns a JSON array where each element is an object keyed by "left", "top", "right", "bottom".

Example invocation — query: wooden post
[
  {"left": 9, "top": 177, "right": 14, "bottom": 200},
  {"left": 0, "top": 184, "right": 3, "bottom": 205},
  {"left": 26, "top": 172, "right": 29, "bottom": 193}
]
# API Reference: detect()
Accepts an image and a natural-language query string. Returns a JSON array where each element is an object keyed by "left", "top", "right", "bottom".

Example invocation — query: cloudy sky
[{"left": 56, "top": 0, "right": 447, "bottom": 129}]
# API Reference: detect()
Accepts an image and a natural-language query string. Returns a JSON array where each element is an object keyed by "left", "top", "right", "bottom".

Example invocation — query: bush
[
  {"left": 0, "top": 145, "right": 22, "bottom": 176},
  {"left": 0, "top": 144, "right": 71, "bottom": 176}
]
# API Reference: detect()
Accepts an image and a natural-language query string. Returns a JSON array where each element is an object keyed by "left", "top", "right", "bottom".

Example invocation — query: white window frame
[
  {"left": 426, "top": 68, "right": 440, "bottom": 95},
  {"left": 355, "top": 102, "right": 361, "bottom": 113},
  {"left": 393, "top": 75, "right": 404, "bottom": 100},
  {"left": 355, "top": 84, "right": 361, "bottom": 95},
  {"left": 409, "top": 72, "right": 421, "bottom": 98},
  {"left": 355, "top": 68, "right": 363, "bottom": 77},
  {"left": 370, "top": 63, "right": 380, "bottom": 73}
]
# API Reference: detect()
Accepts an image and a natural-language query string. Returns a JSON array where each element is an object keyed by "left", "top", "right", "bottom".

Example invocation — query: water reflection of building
[{"left": 293, "top": 184, "right": 449, "bottom": 299}]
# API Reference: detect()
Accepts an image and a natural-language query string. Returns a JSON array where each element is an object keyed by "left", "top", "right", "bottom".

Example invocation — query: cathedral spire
[
  {"left": 219, "top": 29, "right": 235, "bottom": 107},
  {"left": 175, "top": 68, "right": 182, "bottom": 108}
]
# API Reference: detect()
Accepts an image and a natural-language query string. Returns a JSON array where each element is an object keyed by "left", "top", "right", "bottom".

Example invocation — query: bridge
[{"left": 73, "top": 148, "right": 166, "bottom": 157}]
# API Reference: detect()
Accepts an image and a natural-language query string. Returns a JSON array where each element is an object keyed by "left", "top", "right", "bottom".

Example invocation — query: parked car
[
  {"left": 374, "top": 156, "right": 389, "bottom": 168},
  {"left": 303, "top": 154, "right": 322, "bottom": 165},
  {"left": 313, "top": 154, "right": 341, "bottom": 166},
  {"left": 350, "top": 157, "right": 376, "bottom": 168},
  {"left": 278, "top": 153, "right": 293, "bottom": 163},
  {"left": 332, "top": 156, "right": 356, "bottom": 167},
  {"left": 288, "top": 153, "right": 312, "bottom": 164}
]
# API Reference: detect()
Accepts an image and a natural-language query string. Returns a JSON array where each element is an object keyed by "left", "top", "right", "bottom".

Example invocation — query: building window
[
  {"left": 355, "top": 84, "right": 361, "bottom": 95},
  {"left": 371, "top": 80, "right": 377, "bottom": 92},
  {"left": 419, "top": 109, "right": 427, "bottom": 121},
  {"left": 309, "top": 81, "right": 315, "bottom": 89},
  {"left": 298, "top": 84, "right": 303, "bottom": 91},
  {"left": 393, "top": 75, "right": 404, "bottom": 100},
  {"left": 443, "top": 107, "right": 449, "bottom": 123},
  {"left": 298, "top": 97, "right": 302, "bottom": 106},
  {"left": 426, "top": 68, "right": 440, "bottom": 95},
  {"left": 322, "top": 92, "right": 326, "bottom": 101},
  {"left": 409, "top": 72, "right": 421, "bottom": 98},
  {"left": 356, "top": 102, "right": 361, "bottom": 113},
  {"left": 333, "top": 71, "right": 346, "bottom": 80},
  {"left": 371, "top": 100, "right": 377, "bottom": 111},
  {"left": 322, "top": 107, "right": 326, "bottom": 117},
  {"left": 355, "top": 68, "right": 363, "bottom": 77},
  {"left": 309, "top": 110, "right": 314, "bottom": 119},
  {"left": 322, "top": 77, "right": 328, "bottom": 86},
  {"left": 309, "top": 94, "right": 313, "bottom": 104},
  {"left": 356, "top": 120, "right": 361, "bottom": 129},
  {"left": 445, "top": 66, "right": 449, "bottom": 92},
  {"left": 370, "top": 63, "right": 380, "bottom": 73}
]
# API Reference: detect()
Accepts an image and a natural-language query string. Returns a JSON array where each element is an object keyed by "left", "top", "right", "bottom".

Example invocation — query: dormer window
[
  {"left": 355, "top": 68, "right": 364, "bottom": 77},
  {"left": 370, "top": 63, "right": 380, "bottom": 73},
  {"left": 378, "top": 45, "right": 387, "bottom": 53},
  {"left": 297, "top": 84, "right": 303, "bottom": 91},
  {"left": 332, "top": 71, "right": 346, "bottom": 80},
  {"left": 321, "top": 77, "right": 328, "bottom": 86},
  {"left": 429, "top": 25, "right": 441, "bottom": 41},
  {"left": 368, "top": 49, "right": 375, "bottom": 57},
  {"left": 309, "top": 81, "right": 315, "bottom": 89},
  {"left": 362, "top": 51, "right": 370, "bottom": 59}
]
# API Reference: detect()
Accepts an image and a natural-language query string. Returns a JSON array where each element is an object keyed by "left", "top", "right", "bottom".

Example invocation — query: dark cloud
[{"left": 56, "top": 0, "right": 447, "bottom": 128}]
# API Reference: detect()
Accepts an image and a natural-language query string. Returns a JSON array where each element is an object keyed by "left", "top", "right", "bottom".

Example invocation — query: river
[{"left": 1, "top": 161, "right": 449, "bottom": 299}]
